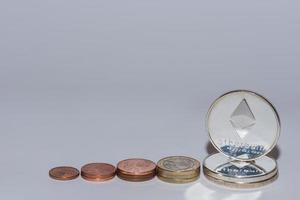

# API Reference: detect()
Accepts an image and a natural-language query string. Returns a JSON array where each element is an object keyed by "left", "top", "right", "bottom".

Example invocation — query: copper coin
[
  {"left": 49, "top": 166, "right": 79, "bottom": 181},
  {"left": 117, "top": 158, "right": 156, "bottom": 182},
  {"left": 81, "top": 163, "right": 116, "bottom": 182}
]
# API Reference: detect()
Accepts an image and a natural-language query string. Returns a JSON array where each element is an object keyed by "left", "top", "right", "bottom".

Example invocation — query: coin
[
  {"left": 81, "top": 163, "right": 116, "bottom": 182},
  {"left": 157, "top": 156, "right": 200, "bottom": 183},
  {"left": 203, "top": 153, "right": 278, "bottom": 188},
  {"left": 49, "top": 166, "right": 79, "bottom": 181},
  {"left": 157, "top": 175, "right": 200, "bottom": 184},
  {"left": 117, "top": 158, "right": 156, "bottom": 182},
  {"left": 206, "top": 90, "right": 280, "bottom": 161}
]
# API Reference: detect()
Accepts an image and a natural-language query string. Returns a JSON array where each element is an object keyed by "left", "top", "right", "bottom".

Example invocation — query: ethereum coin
[
  {"left": 206, "top": 90, "right": 280, "bottom": 161},
  {"left": 203, "top": 153, "right": 278, "bottom": 188}
]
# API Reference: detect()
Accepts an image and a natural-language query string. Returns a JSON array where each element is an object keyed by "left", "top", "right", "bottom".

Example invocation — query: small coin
[
  {"left": 49, "top": 166, "right": 79, "bottom": 181},
  {"left": 157, "top": 156, "right": 200, "bottom": 183},
  {"left": 81, "top": 163, "right": 116, "bottom": 182},
  {"left": 117, "top": 158, "right": 156, "bottom": 182}
]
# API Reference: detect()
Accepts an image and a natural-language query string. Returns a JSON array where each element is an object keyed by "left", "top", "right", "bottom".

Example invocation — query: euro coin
[{"left": 157, "top": 156, "right": 200, "bottom": 183}]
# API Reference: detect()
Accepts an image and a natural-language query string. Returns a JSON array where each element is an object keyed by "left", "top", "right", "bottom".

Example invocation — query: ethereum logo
[{"left": 230, "top": 99, "right": 256, "bottom": 139}]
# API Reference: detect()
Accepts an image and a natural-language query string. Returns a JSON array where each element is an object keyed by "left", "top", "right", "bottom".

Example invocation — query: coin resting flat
[
  {"left": 117, "top": 158, "right": 156, "bottom": 182},
  {"left": 81, "top": 163, "right": 116, "bottom": 182},
  {"left": 206, "top": 90, "right": 280, "bottom": 161},
  {"left": 203, "top": 153, "right": 278, "bottom": 188},
  {"left": 49, "top": 166, "right": 80, "bottom": 181},
  {"left": 157, "top": 156, "right": 200, "bottom": 183}
]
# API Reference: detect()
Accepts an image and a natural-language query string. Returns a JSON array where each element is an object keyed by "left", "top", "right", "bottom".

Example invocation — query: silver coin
[
  {"left": 203, "top": 153, "right": 278, "bottom": 188},
  {"left": 206, "top": 90, "right": 280, "bottom": 161}
]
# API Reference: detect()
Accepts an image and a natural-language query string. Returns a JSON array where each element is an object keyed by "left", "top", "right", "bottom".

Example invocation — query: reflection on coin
[
  {"left": 49, "top": 166, "right": 79, "bottom": 181},
  {"left": 117, "top": 158, "right": 156, "bottom": 182},
  {"left": 206, "top": 90, "right": 280, "bottom": 161},
  {"left": 157, "top": 156, "right": 200, "bottom": 183},
  {"left": 81, "top": 163, "right": 116, "bottom": 182},
  {"left": 203, "top": 153, "right": 278, "bottom": 188}
]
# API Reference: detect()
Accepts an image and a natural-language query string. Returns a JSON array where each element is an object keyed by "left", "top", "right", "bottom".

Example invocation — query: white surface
[{"left": 0, "top": 0, "right": 299, "bottom": 199}]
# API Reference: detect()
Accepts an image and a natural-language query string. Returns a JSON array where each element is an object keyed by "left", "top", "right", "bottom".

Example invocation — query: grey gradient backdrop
[{"left": 0, "top": 0, "right": 299, "bottom": 199}]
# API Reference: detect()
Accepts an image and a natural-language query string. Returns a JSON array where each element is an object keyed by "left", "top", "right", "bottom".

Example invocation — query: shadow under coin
[
  {"left": 206, "top": 142, "right": 218, "bottom": 155},
  {"left": 184, "top": 180, "right": 262, "bottom": 200},
  {"left": 267, "top": 145, "right": 281, "bottom": 160}
]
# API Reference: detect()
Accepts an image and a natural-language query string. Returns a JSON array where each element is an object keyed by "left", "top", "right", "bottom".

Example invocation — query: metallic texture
[
  {"left": 117, "top": 158, "right": 156, "bottom": 182},
  {"left": 49, "top": 166, "right": 79, "bottom": 181},
  {"left": 81, "top": 163, "right": 116, "bottom": 182}
]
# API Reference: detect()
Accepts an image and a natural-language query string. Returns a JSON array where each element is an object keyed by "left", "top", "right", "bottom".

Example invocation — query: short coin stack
[
  {"left": 117, "top": 158, "right": 157, "bottom": 181},
  {"left": 156, "top": 156, "right": 200, "bottom": 183},
  {"left": 81, "top": 163, "right": 116, "bottom": 181}
]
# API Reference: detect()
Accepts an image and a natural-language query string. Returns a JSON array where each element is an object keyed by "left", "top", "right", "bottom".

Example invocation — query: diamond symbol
[{"left": 230, "top": 99, "right": 256, "bottom": 139}]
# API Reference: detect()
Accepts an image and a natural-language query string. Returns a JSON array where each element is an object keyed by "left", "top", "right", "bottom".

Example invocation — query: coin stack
[
  {"left": 117, "top": 159, "right": 156, "bottom": 182},
  {"left": 81, "top": 163, "right": 116, "bottom": 181},
  {"left": 156, "top": 156, "right": 200, "bottom": 183},
  {"left": 204, "top": 90, "right": 280, "bottom": 188}
]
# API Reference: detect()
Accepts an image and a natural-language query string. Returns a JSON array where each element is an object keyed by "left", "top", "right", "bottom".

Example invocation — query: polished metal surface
[
  {"left": 203, "top": 153, "right": 278, "bottom": 188},
  {"left": 206, "top": 90, "right": 280, "bottom": 161}
]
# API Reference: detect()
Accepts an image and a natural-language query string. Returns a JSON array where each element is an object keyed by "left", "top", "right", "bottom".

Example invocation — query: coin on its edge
[
  {"left": 81, "top": 163, "right": 116, "bottom": 182},
  {"left": 157, "top": 156, "right": 200, "bottom": 183},
  {"left": 49, "top": 166, "right": 80, "bottom": 181},
  {"left": 117, "top": 158, "right": 156, "bottom": 182},
  {"left": 206, "top": 90, "right": 280, "bottom": 161}
]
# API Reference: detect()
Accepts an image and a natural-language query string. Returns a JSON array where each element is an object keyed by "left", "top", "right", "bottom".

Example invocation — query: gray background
[{"left": 0, "top": 0, "right": 299, "bottom": 199}]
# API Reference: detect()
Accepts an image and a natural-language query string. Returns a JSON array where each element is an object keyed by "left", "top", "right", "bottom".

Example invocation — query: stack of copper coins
[
  {"left": 116, "top": 159, "right": 156, "bottom": 181},
  {"left": 81, "top": 163, "right": 116, "bottom": 181},
  {"left": 156, "top": 156, "right": 200, "bottom": 183}
]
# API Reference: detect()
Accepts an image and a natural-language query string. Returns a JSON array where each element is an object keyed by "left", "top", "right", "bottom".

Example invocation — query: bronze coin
[
  {"left": 117, "top": 172, "right": 156, "bottom": 182},
  {"left": 117, "top": 158, "right": 156, "bottom": 182},
  {"left": 49, "top": 166, "right": 79, "bottom": 181},
  {"left": 81, "top": 163, "right": 116, "bottom": 182}
]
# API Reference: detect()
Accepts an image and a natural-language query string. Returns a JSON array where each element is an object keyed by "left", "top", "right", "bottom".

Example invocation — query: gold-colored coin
[
  {"left": 157, "top": 156, "right": 200, "bottom": 183},
  {"left": 157, "top": 175, "right": 200, "bottom": 184}
]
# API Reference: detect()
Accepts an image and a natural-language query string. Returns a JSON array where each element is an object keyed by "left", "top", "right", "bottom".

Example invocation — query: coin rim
[
  {"left": 157, "top": 168, "right": 200, "bottom": 179},
  {"left": 81, "top": 174, "right": 115, "bottom": 182},
  {"left": 117, "top": 171, "right": 156, "bottom": 182},
  {"left": 49, "top": 166, "right": 80, "bottom": 181},
  {"left": 203, "top": 154, "right": 278, "bottom": 185},
  {"left": 157, "top": 174, "right": 200, "bottom": 184},
  {"left": 206, "top": 90, "right": 281, "bottom": 161},
  {"left": 204, "top": 170, "right": 278, "bottom": 189}
]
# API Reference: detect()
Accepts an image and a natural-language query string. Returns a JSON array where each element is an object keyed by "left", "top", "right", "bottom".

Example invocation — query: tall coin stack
[{"left": 156, "top": 156, "right": 200, "bottom": 183}]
